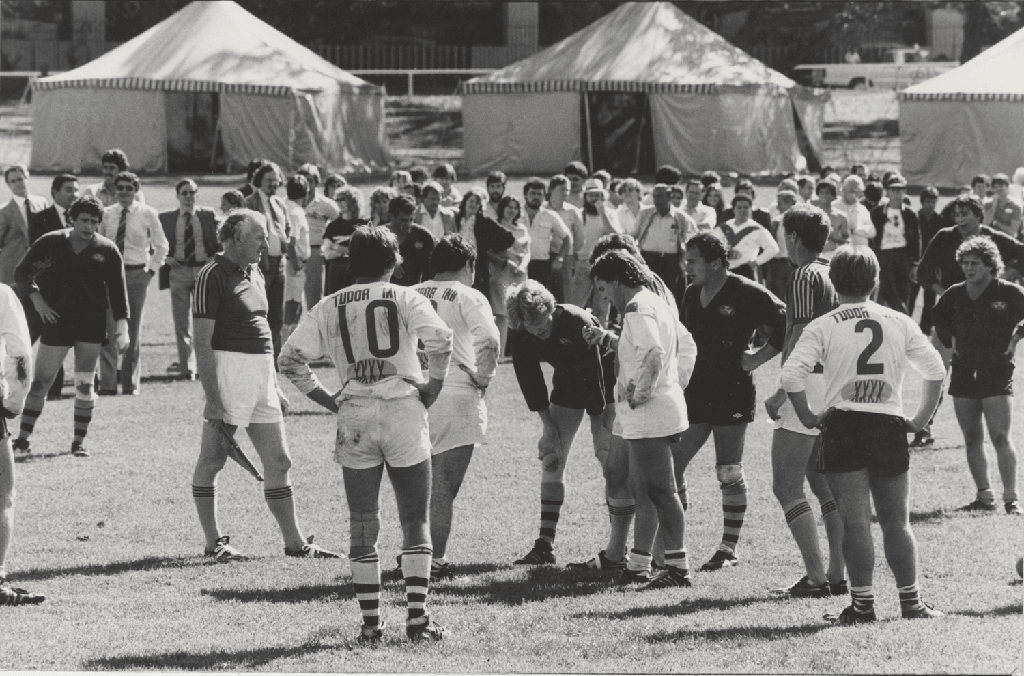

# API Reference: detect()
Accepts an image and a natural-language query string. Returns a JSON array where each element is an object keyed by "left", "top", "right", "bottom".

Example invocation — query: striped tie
[
  {"left": 115, "top": 207, "right": 128, "bottom": 253},
  {"left": 183, "top": 212, "right": 195, "bottom": 265}
]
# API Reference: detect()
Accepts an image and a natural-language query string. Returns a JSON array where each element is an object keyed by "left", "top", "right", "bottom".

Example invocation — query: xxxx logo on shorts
[{"left": 348, "top": 358, "right": 398, "bottom": 384}]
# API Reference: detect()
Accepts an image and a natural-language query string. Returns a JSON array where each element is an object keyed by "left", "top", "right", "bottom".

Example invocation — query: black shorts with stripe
[{"left": 818, "top": 409, "right": 909, "bottom": 478}]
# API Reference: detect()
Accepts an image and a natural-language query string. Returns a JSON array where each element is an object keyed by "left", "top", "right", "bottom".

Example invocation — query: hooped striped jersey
[
  {"left": 281, "top": 281, "right": 452, "bottom": 400},
  {"left": 781, "top": 300, "right": 945, "bottom": 416},
  {"left": 413, "top": 280, "right": 499, "bottom": 389}
]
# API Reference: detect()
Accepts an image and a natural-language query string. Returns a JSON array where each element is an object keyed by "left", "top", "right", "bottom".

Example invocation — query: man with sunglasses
[{"left": 98, "top": 172, "right": 167, "bottom": 396}]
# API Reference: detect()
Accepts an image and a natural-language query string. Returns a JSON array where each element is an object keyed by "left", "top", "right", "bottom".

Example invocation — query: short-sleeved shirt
[
  {"left": 683, "top": 273, "right": 787, "bottom": 383},
  {"left": 984, "top": 197, "right": 1023, "bottom": 238},
  {"left": 526, "top": 207, "right": 570, "bottom": 261},
  {"left": 781, "top": 301, "right": 946, "bottom": 416},
  {"left": 932, "top": 278, "right": 1024, "bottom": 368},
  {"left": 15, "top": 230, "right": 129, "bottom": 323},
  {"left": 305, "top": 193, "right": 341, "bottom": 246},
  {"left": 193, "top": 254, "right": 273, "bottom": 355},
  {"left": 510, "top": 304, "right": 607, "bottom": 416},
  {"left": 786, "top": 257, "right": 839, "bottom": 351}
]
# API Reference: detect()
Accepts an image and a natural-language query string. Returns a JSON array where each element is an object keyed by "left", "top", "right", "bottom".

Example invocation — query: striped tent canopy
[
  {"left": 901, "top": 26, "right": 1024, "bottom": 103},
  {"left": 461, "top": 2, "right": 818, "bottom": 99},
  {"left": 35, "top": 0, "right": 378, "bottom": 96}
]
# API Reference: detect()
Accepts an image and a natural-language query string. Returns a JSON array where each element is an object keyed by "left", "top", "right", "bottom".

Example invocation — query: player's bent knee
[
  {"left": 73, "top": 372, "right": 97, "bottom": 402},
  {"left": 717, "top": 463, "right": 746, "bottom": 493},
  {"left": 350, "top": 510, "right": 381, "bottom": 549},
  {"left": 541, "top": 452, "right": 563, "bottom": 474}
]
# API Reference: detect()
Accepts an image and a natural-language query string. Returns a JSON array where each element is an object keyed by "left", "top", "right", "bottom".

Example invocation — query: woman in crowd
[
  {"left": 489, "top": 195, "right": 531, "bottom": 361},
  {"left": 702, "top": 183, "right": 725, "bottom": 226},
  {"left": 453, "top": 187, "right": 516, "bottom": 297},
  {"left": 322, "top": 186, "right": 368, "bottom": 295},
  {"left": 322, "top": 173, "right": 347, "bottom": 201},
  {"left": 369, "top": 187, "right": 396, "bottom": 226},
  {"left": 615, "top": 178, "right": 643, "bottom": 239}
]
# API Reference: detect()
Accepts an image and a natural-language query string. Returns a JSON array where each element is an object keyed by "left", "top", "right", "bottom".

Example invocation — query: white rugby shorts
[
  {"left": 428, "top": 383, "right": 487, "bottom": 454},
  {"left": 774, "top": 376, "right": 824, "bottom": 437},
  {"left": 207, "top": 351, "right": 283, "bottom": 426},
  {"left": 335, "top": 394, "right": 431, "bottom": 469}
]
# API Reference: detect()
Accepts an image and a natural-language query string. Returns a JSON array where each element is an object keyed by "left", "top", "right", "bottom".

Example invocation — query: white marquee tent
[
  {"left": 460, "top": 2, "right": 826, "bottom": 176},
  {"left": 31, "top": 0, "right": 388, "bottom": 174},
  {"left": 900, "top": 27, "right": 1024, "bottom": 187}
]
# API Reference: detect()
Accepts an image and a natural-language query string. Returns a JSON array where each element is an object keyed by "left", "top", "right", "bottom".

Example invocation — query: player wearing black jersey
[
  {"left": 13, "top": 197, "right": 129, "bottom": 458},
  {"left": 677, "top": 233, "right": 786, "bottom": 572}
]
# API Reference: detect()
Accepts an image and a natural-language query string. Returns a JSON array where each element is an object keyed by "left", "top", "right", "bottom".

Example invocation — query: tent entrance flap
[
  {"left": 582, "top": 92, "right": 655, "bottom": 176},
  {"left": 166, "top": 92, "right": 226, "bottom": 173}
]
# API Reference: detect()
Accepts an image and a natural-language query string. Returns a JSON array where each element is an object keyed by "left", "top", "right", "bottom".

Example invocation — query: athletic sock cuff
[
  {"left": 264, "top": 485, "right": 294, "bottom": 500},
  {"left": 191, "top": 485, "right": 216, "bottom": 498}
]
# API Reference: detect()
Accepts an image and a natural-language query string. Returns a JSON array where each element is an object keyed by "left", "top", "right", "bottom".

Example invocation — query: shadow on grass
[
  {"left": 574, "top": 594, "right": 769, "bottom": 621},
  {"left": 956, "top": 603, "right": 1022, "bottom": 618},
  {"left": 869, "top": 508, "right": 952, "bottom": 525},
  {"left": 84, "top": 638, "right": 341, "bottom": 671},
  {"left": 14, "top": 450, "right": 74, "bottom": 463},
  {"left": 15, "top": 556, "right": 208, "bottom": 582},
  {"left": 202, "top": 583, "right": 355, "bottom": 604},
  {"left": 644, "top": 622, "right": 830, "bottom": 644},
  {"left": 430, "top": 565, "right": 614, "bottom": 606}
]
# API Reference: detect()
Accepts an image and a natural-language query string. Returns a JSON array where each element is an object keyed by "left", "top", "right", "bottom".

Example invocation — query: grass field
[{"left": 0, "top": 180, "right": 1020, "bottom": 673}]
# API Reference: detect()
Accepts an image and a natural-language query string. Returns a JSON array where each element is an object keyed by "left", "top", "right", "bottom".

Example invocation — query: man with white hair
[
  {"left": 835, "top": 175, "right": 874, "bottom": 247},
  {"left": 190, "top": 209, "right": 338, "bottom": 562}
]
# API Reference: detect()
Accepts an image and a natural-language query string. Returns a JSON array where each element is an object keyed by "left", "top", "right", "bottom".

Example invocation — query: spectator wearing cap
[
  {"left": 296, "top": 164, "right": 340, "bottom": 309},
  {"left": 432, "top": 164, "right": 462, "bottom": 208},
  {"left": 84, "top": 149, "right": 146, "bottom": 207},
  {"left": 633, "top": 183, "right": 695, "bottom": 300},
  {"left": 983, "top": 173, "right": 1023, "bottom": 240},
  {"left": 521, "top": 177, "right": 572, "bottom": 292},
  {"left": 413, "top": 181, "right": 455, "bottom": 241},
  {"left": 868, "top": 174, "right": 919, "bottom": 314},
  {"left": 565, "top": 178, "right": 617, "bottom": 309}
]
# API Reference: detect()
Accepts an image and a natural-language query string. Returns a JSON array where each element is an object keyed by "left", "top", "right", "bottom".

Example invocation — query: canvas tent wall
[
  {"left": 460, "top": 2, "right": 826, "bottom": 176},
  {"left": 31, "top": 1, "right": 387, "bottom": 174},
  {"left": 900, "top": 27, "right": 1024, "bottom": 188}
]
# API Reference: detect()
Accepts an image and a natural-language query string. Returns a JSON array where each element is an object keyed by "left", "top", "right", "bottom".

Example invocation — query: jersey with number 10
[
  {"left": 781, "top": 300, "right": 945, "bottom": 416},
  {"left": 288, "top": 281, "right": 452, "bottom": 400}
]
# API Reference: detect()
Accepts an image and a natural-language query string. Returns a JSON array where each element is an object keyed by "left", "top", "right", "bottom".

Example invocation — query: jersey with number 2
[
  {"left": 297, "top": 281, "right": 452, "bottom": 399},
  {"left": 781, "top": 300, "right": 945, "bottom": 416}
]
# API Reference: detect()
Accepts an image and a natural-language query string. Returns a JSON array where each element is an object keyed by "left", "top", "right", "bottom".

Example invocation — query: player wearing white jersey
[
  {"left": 781, "top": 246, "right": 945, "bottom": 626},
  {"left": 413, "top": 234, "right": 499, "bottom": 581},
  {"left": 0, "top": 283, "right": 42, "bottom": 605},
  {"left": 279, "top": 225, "right": 452, "bottom": 643},
  {"left": 763, "top": 204, "right": 847, "bottom": 600}
]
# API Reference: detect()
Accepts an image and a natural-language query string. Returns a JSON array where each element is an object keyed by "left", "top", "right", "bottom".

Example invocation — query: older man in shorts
[
  {"left": 279, "top": 225, "right": 453, "bottom": 643},
  {"left": 191, "top": 209, "right": 338, "bottom": 562}
]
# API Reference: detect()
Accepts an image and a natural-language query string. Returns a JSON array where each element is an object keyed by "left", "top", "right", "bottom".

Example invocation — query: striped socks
[
  {"left": 665, "top": 549, "right": 689, "bottom": 573},
  {"left": 783, "top": 498, "right": 826, "bottom": 584},
  {"left": 720, "top": 481, "right": 747, "bottom": 555},
  {"left": 539, "top": 482, "right": 564, "bottom": 545},
  {"left": 606, "top": 497, "right": 634, "bottom": 561},
  {"left": 626, "top": 548, "right": 652, "bottom": 573},
  {"left": 402, "top": 544, "right": 432, "bottom": 627},
  {"left": 898, "top": 582, "right": 925, "bottom": 613},
  {"left": 18, "top": 405, "right": 41, "bottom": 441},
  {"left": 851, "top": 585, "right": 874, "bottom": 613},
  {"left": 264, "top": 485, "right": 294, "bottom": 502},
  {"left": 73, "top": 400, "right": 94, "bottom": 446},
  {"left": 351, "top": 552, "right": 382, "bottom": 628}
]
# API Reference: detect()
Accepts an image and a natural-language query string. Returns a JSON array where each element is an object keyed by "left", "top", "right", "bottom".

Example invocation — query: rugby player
[
  {"left": 763, "top": 204, "right": 847, "bottom": 598},
  {"left": 677, "top": 232, "right": 786, "bottom": 572},
  {"left": 0, "top": 282, "right": 42, "bottom": 605},
  {"left": 191, "top": 210, "right": 338, "bottom": 562},
  {"left": 414, "top": 234, "right": 500, "bottom": 580},
  {"left": 932, "top": 238, "right": 1024, "bottom": 514},
  {"left": 782, "top": 245, "right": 946, "bottom": 625},
  {"left": 590, "top": 251, "right": 692, "bottom": 589},
  {"left": 506, "top": 280, "right": 613, "bottom": 566},
  {"left": 13, "top": 197, "right": 129, "bottom": 458},
  {"left": 279, "top": 225, "right": 452, "bottom": 643}
]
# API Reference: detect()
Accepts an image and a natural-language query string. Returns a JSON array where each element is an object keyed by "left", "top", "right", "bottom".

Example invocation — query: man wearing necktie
[
  {"left": 98, "top": 172, "right": 168, "bottom": 395},
  {"left": 159, "top": 179, "right": 220, "bottom": 381},
  {"left": 244, "top": 163, "right": 291, "bottom": 360},
  {"left": 0, "top": 165, "right": 48, "bottom": 287}
]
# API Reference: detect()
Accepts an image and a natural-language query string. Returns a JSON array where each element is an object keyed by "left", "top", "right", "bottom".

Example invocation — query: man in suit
[
  {"left": 0, "top": 165, "right": 48, "bottom": 286},
  {"left": 2, "top": 167, "right": 65, "bottom": 401},
  {"left": 634, "top": 184, "right": 696, "bottom": 307},
  {"left": 244, "top": 163, "right": 291, "bottom": 359},
  {"left": 160, "top": 179, "right": 220, "bottom": 380},
  {"left": 413, "top": 181, "right": 455, "bottom": 241}
]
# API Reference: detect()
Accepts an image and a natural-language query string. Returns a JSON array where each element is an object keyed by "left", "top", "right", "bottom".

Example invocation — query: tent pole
[{"left": 583, "top": 91, "right": 594, "bottom": 172}]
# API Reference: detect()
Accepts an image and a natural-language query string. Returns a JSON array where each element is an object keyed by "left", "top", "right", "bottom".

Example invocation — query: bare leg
[
  {"left": 953, "top": 397, "right": 992, "bottom": 499},
  {"left": 869, "top": 471, "right": 917, "bottom": 587},
  {"left": 982, "top": 396, "right": 1018, "bottom": 502},
  {"left": 192, "top": 421, "right": 230, "bottom": 551},
  {"left": 430, "top": 445, "right": 474, "bottom": 559},
  {"left": 0, "top": 437, "right": 14, "bottom": 577},
  {"left": 771, "top": 429, "right": 827, "bottom": 585},
  {"left": 825, "top": 469, "right": 874, "bottom": 588},
  {"left": 246, "top": 421, "right": 306, "bottom": 551}
]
